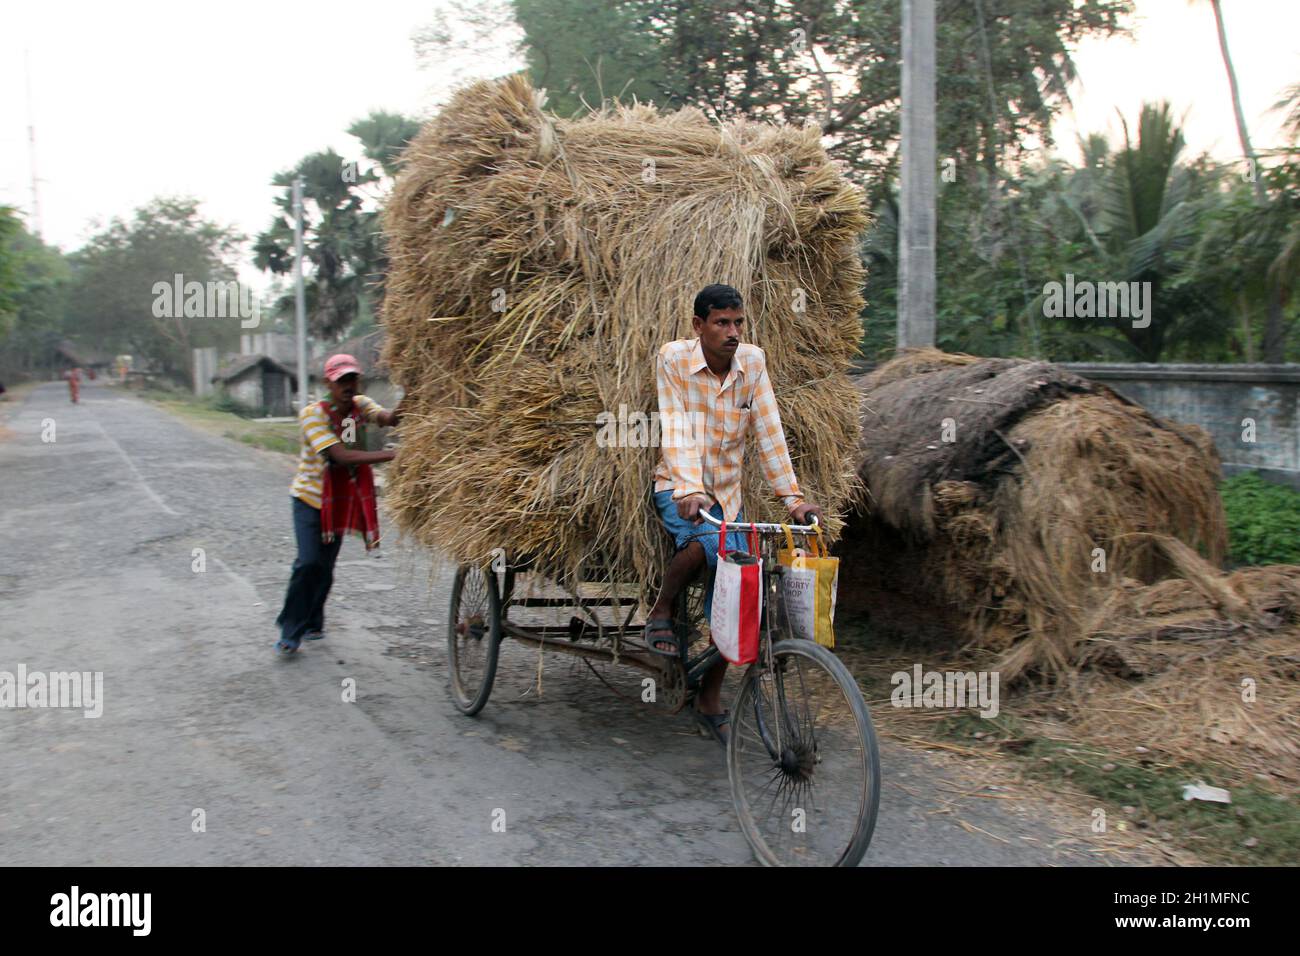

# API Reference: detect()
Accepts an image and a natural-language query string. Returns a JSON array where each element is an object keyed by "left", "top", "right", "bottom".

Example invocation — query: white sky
[
  {"left": 2, "top": 0, "right": 1297, "bottom": 270},
  {"left": 1058, "top": 0, "right": 1300, "bottom": 165},
  {"left": 0, "top": 0, "right": 513, "bottom": 265}
]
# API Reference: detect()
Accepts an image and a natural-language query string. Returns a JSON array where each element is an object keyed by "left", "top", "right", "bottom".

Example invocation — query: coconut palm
[
  {"left": 1198, "top": 0, "right": 1263, "bottom": 198},
  {"left": 254, "top": 112, "right": 420, "bottom": 340},
  {"left": 254, "top": 149, "right": 375, "bottom": 339},
  {"left": 1045, "top": 102, "right": 1229, "bottom": 362},
  {"left": 1267, "top": 84, "right": 1300, "bottom": 317}
]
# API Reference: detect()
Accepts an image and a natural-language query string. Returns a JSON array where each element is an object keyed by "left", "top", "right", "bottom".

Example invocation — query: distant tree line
[{"left": 4, "top": 0, "right": 1297, "bottom": 381}]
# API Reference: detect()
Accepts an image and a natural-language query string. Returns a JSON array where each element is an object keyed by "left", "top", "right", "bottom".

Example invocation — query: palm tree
[
  {"left": 1276, "top": 83, "right": 1300, "bottom": 146},
  {"left": 254, "top": 113, "right": 421, "bottom": 340},
  {"left": 347, "top": 111, "right": 424, "bottom": 181},
  {"left": 1063, "top": 103, "right": 1212, "bottom": 361},
  {"left": 254, "top": 150, "right": 374, "bottom": 339},
  {"left": 1105, "top": 104, "right": 1194, "bottom": 360},
  {"left": 1199, "top": 0, "right": 1264, "bottom": 200}
]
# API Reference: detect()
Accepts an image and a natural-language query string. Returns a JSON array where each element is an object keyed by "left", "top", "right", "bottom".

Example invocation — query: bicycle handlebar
[{"left": 695, "top": 510, "right": 820, "bottom": 535}]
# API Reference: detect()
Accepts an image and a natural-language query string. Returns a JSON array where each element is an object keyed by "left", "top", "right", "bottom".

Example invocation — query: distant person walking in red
[{"left": 65, "top": 367, "right": 81, "bottom": 404}]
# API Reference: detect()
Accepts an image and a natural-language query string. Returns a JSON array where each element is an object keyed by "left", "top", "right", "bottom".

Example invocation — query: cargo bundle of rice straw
[{"left": 381, "top": 75, "right": 868, "bottom": 595}]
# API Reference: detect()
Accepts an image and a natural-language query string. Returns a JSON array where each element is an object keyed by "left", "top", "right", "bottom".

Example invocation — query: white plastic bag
[{"left": 709, "top": 523, "right": 763, "bottom": 665}]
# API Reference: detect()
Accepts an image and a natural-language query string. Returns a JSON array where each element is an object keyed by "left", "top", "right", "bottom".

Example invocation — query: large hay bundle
[
  {"left": 844, "top": 348, "right": 1233, "bottom": 677},
  {"left": 382, "top": 75, "right": 867, "bottom": 589}
]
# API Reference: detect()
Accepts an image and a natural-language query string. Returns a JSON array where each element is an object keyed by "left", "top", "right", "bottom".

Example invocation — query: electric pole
[
  {"left": 898, "top": 0, "right": 936, "bottom": 349},
  {"left": 293, "top": 176, "right": 308, "bottom": 410}
]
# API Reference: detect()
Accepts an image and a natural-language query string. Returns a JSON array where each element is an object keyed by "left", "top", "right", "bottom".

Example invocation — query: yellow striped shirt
[{"left": 290, "top": 395, "right": 384, "bottom": 509}]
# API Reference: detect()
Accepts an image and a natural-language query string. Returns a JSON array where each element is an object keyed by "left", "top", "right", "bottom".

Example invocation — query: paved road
[{"left": 0, "top": 383, "right": 1127, "bottom": 865}]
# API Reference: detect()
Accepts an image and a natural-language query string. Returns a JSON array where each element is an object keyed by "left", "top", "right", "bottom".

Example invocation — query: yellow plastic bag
[{"left": 778, "top": 525, "right": 839, "bottom": 648}]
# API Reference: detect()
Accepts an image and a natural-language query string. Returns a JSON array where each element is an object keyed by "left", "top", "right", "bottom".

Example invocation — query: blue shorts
[
  {"left": 655, "top": 490, "right": 755, "bottom": 622},
  {"left": 653, "top": 490, "right": 749, "bottom": 568}
]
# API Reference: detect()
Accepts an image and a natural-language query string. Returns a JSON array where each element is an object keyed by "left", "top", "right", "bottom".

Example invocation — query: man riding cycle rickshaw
[{"left": 643, "top": 283, "right": 825, "bottom": 745}]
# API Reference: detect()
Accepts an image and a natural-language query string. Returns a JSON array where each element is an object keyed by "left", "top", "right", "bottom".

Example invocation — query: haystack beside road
[{"left": 842, "top": 349, "right": 1299, "bottom": 781}]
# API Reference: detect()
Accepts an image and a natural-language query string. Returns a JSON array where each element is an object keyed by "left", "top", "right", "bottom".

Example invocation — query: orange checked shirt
[{"left": 653, "top": 338, "right": 803, "bottom": 521}]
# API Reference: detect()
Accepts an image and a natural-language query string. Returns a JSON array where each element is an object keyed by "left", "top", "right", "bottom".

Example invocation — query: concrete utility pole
[
  {"left": 898, "top": 0, "right": 936, "bottom": 349},
  {"left": 293, "top": 176, "right": 308, "bottom": 410}
]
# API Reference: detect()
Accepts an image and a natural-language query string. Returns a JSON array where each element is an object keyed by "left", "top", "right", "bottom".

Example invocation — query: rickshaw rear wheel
[{"left": 447, "top": 563, "right": 502, "bottom": 716}]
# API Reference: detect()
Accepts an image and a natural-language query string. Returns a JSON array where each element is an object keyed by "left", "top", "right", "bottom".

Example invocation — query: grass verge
[{"left": 140, "top": 387, "right": 300, "bottom": 457}]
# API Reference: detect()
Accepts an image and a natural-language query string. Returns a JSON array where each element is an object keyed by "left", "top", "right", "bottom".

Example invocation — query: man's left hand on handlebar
[{"left": 788, "top": 501, "right": 824, "bottom": 526}]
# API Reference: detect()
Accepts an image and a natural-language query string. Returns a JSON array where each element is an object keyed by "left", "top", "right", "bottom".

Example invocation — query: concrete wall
[
  {"left": 239, "top": 333, "right": 298, "bottom": 365},
  {"left": 192, "top": 348, "right": 218, "bottom": 398},
  {"left": 1061, "top": 363, "right": 1300, "bottom": 489}
]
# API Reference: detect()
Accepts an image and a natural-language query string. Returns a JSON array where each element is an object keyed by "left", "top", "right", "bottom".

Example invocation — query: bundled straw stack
[
  {"left": 381, "top": 75, "right": 867, "bottom": 591},
  {"left": 844, "top": 349, "right": 1243, "bottom": 676},
  {"left": 843, "top": 348, "right": 1300, "bottom": 782}
]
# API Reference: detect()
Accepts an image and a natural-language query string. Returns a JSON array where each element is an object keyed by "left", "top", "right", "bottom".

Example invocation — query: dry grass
[
  {"left": 381, "top": 74, "right": 867, "bottom": 598},
  {"left": 841, "top": 348, "right": 1300, "bottom": 784},
  {"left": 849, "top": 348, "right": 1230, "bottom": 678}
]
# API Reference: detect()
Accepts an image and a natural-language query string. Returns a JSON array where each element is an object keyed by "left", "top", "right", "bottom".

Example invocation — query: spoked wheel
[
  {"left": 447, "top": 563, "right": 502, "bottom": 716},
  {"left": 728, "top": 640, "right": 880, "bottom": 867},
  {"left": 673, "top": 577, "right": 713, "bottom": 663},
  {"left": 674, "top": 578, "right": 709, "bottom": 648}
]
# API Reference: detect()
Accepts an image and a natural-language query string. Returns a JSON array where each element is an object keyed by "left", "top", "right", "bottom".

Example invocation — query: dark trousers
[{"left": 276, "top": 497, "right": 342, "bottom": 642}]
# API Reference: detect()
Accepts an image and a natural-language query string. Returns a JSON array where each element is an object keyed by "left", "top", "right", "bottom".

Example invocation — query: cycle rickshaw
[{"left": 446, "top": 509, "right": 881, "bottom": 866}]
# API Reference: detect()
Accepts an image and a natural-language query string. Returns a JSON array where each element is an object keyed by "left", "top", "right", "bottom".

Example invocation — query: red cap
[{"left": 324, "top": 353, "right": 362, "bottom": 381}]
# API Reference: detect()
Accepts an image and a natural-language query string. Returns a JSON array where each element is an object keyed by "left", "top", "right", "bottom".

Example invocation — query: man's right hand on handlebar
[{"left": 675, "top": 493, "right": 711, "bottom": 523}]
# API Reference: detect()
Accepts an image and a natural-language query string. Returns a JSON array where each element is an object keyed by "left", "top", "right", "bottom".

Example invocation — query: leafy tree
[
  {"left": 512, "top": 0, "right": 663, "bottom": 115},
  {"left": 1186, "top": 0, "right": 1287, "bottom": 360},
  {"left": 1185, "top": 161, "right": 1300, "bottom": 362},
  {"left": 412, "top": 0, "right": 525, "bottom": 93},
  {"left": 347, "top": 112, "right": 425, "bottom": 180},
  {"left": 0, "top": 207, "right": 23, "bottom": 341},
  {"left": 1277, "top": 83, "right": 1300, "bottom": 147},
  {"left": 866, "top": 103, "right": 1276, "bottom": 363},
  {"left": 1083, "top": 103, "right": 1211, "bottom": 360},
  {"left": 63, "top": 197, "right": 245, "bottom": 381},
  {"left": 0, "top": 212, "right": 72, "bottom": 378},
  {"left": 419, "top": 1, "right": 1300, "bottom": 364},
  {"left": 502, "top": 0, "right": 1132, "bottom": 201},
  {"left": 496, "top": 0, "right": 1134, "bottom": 359}
]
